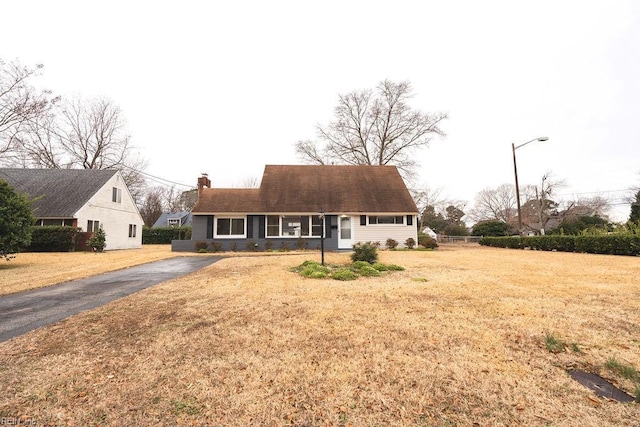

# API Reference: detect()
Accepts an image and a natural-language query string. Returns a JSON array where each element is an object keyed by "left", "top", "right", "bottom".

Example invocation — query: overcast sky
[{"left": 2, "top": 0, "right": 639, "bottom": 221}]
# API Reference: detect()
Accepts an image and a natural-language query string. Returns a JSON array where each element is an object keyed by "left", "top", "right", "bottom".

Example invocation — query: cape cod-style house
[
  {"left": 172, "top": 165, "right": 418, "bottom": 252},
  {"left": 0, "top": 168, "right": 143, "bottom": 250}
]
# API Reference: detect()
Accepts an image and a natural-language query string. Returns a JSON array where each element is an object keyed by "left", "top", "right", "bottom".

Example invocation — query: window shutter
[
  {"left": 407, "top": 215, "right": 413, "bottom": 226},
  {"left": 258, "top": 215, "right": 266, "bottom": 239},
  {"left": 360, "top": 215, "right": 367, "bottom": 226},
  {"left": 206, "top": 216, "right": 214, "bottom": 239},
  {"left": 326, "top": 216, "right": 332, "bottom": 238},
  {"left": 247, "top": 216, "right": 254, "bottom": 238}
]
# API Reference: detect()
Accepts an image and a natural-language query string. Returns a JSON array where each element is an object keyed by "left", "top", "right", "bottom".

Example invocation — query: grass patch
[
  {"left": 2, "top": 247, "right": 640, "bottom": 425},
  {"left": 605, "top": 358, "right": 640, "bottom": 383},
  {"left": 545, "top": 334, "right": 582, "bottom": 354},
  {"left": 293, "top": 260, "right": 404, "bottom": 281}
]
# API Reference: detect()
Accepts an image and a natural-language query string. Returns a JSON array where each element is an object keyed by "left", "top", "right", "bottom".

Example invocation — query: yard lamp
[
  {"left": 318, "top": 210, "right": 325, "bottom": 266},
  {"left": 512, "top": 136, "right": 549, "bottom": 234}
]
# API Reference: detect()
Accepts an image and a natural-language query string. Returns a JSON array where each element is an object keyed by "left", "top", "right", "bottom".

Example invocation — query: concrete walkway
[{"left": 0, "top": 256, "right": 222, "bottom": 343}]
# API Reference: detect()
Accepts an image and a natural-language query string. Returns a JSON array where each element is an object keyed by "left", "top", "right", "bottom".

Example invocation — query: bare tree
[
  {"left": 295, "top": 80, "right": 447, "bottom": 178},
  {"left": 0, "top": 59, "right": 56, "bottom": 162},
  {"left": 521, "top": 172, "right": 565, "bottom": 235},
  {"left": 16, "top": 96, "right": 147, "bottom": 200},
  {"left": 469, "top": 184, "right": 517, "bottom": 223},
  {"left": 163, "top": 187, "right": 197, "bottom": 212},
  {"left": 139, "top": 187, "right": 165, "bottom": 227}
]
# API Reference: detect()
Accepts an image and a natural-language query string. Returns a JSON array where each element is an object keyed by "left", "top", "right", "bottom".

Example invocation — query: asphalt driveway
[{"left": 0, "top": 256, "right": 222, "bottom": 343}]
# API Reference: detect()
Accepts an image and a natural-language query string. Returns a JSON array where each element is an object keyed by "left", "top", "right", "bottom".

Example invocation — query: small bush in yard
[
  {"left": 386, "top": 264, "right": 405, "bottom": 271},
  {"left": 372, "top": 262, "right": 389, "bottom": 271},
  {"left": 332, "top": 269, "right": 358, "bottom": 281},
  {"left": 405, "top": 237, "right": 416, "bottom": 249},
  {"left": 209, "top": 241, "right": 223, "bottom": 252},
  {"left": 418, "top": 233, "right": 438, "bottom": 249},
  {"left": 194, "top": 241, "right": 208, "bottom": 251},
  {"left": 87, "top": 227, "right": 106, "bottom": 252},
  {"left": 386, "top": 238, "right": 398, "bottom": 249},
  {"left": 359, "top": 265, "right": 381, "bottom": 277},
  {"left": 351, "top": 241, "right": 378, "bottom": 264},
  {"left": 351, "top": 261, "right": 371, "bottom": 270}
]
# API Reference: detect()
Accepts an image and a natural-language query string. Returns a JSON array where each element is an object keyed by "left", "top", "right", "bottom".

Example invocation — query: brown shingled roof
[
  {"left": 193, "top": 165, "right": 417, "bottom": 214},
  {"left": 193, "top": 188, "right": 261, "bottom": 213}
]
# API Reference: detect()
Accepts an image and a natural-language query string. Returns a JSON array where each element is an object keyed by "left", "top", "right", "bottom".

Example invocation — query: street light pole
[{"left": 512, "top": 137, "right": 549, "bottom": 235}]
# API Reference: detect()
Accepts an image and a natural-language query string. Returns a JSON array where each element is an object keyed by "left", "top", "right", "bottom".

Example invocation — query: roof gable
[
  {"left": 0, "top": 168, "right": 119, "bottom": 218},
  {"left": 194, "top": 165, "right": 417, "bottom": 214}
]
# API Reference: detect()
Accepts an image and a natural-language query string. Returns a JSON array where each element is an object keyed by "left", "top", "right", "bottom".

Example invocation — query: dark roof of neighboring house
[
  {"left": 193, "top": 165, "right": 417, "bottom": 214},
  {"left": 152, "top": 211, "right": 193, "bottom": 228},
  {"left": 0, "top": 168, "right": 118, "bottom": 218}
]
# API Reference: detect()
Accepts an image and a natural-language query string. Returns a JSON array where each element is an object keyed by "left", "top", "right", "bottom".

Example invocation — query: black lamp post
[{"left": 318, "top": 211, "right": 325, "bottom": 265}]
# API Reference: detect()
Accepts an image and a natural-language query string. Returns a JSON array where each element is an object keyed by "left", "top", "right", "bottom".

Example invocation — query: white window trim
[
  {"left": 266, "top": 215, "right": 322, "bottom": 238},
  {"left": 214, "top": 216, "right": 247, "bottom": 239}
]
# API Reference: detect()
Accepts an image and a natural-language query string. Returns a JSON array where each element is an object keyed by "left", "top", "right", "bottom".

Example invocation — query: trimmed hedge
[
  {"left": 142, "top": 226, "right": 192, "bottom": 244},
  {"left": 27, "top": 226, "right": 80, "bottom": 252},
  {"left": 479, "top": 234, "right": 640, "bottom": 256}
]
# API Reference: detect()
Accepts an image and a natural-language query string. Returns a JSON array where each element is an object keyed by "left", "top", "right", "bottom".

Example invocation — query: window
[
  {"left": 167, "top": 218, "right": 180, "bottom": 227},
  {"left": 87, "top": 220, "right": 100, "bottom": 232},
  {"left": 128, "top": 224, "right": 137, "bottom": 238},
  {"left": 215, "top": 217, "right": 245, "bottom": 237},
  {"left": 112, "top": 187, "right": 122, "bottom": 203},
  {"left": 368, "top": 215, "right": 404, "bottom": 225},
  {"left": 266, "top": 215, "right": 323, "bottom": 237}
]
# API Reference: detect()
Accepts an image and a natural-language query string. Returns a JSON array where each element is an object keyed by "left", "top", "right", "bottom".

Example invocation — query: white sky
[{"left": 2, "top": 0, "right": 639, "bottom": 221}]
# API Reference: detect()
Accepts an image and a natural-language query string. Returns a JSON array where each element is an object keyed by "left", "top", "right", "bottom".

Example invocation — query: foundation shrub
[{"left": 351, "top": 241, "right": 378, "bottom": 264}]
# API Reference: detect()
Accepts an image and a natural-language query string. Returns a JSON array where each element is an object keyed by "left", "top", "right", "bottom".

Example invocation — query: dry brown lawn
[{"left": 1, "top": 245, "right": 639, "bottom": 426}]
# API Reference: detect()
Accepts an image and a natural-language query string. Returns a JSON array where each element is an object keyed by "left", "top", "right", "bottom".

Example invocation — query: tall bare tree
[
  {"left": 295, "top": 80, "right": 447, "bottom": 178},
  {"left": 139, "top": 187, "right": 165, "bottom": 227},
  {"left": 0, "top": 59, "right": 56, "bottom": 162},
  {"left": 469, "top": 184, "right": 517, "bottom": 223},
  {"left": 17, "top": 96, "right": 147, "bottom": 201}
]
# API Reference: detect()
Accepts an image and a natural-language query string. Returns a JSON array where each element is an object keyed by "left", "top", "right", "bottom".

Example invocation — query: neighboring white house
[{"left": 0, "top": 168, "right": 143, "bottom": 250}]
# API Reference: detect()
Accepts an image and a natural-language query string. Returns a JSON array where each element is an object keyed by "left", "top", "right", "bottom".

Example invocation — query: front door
[{"left": 338, "top": 216, "right": 354, "bottom": 249}]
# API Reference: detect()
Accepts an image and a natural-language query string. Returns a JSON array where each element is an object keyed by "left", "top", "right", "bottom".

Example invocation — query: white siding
[
  {"left": 353, "top": 214, "right": 418, "bottom": 248},
  {"left": 75, "top": 172, "right": 143, "bottom": 250}
]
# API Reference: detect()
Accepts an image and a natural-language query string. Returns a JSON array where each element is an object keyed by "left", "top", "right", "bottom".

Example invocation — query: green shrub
[
  {"left": 405, "top": 237, "right": 416, "bottom": 249},
  {"left": 300, "top": 263, "right": 330, "bottom": 278},
  {"left": 418, "top": 233, "right": 438, "bottom": 249},
  {"left": 481, "top": 234, "right": 640, "bottom": 256},
  {"left": 386, "top": 264, "right": 405, "bottom": 271},
  {"left": 87, "top": 226, "right": 107, "bottom": 252},
  {"left": 27, "top": 226, "right": 80, "bottom": 252},
  {"left": 359, "top": 265, "right": 381, "bottom": 277},
  {"left": 351, "top": 261, "right": 371, "bottom": 270},
  {"left": 351, "top": 242, "right": 378, "bottom": 264},
  {"left": 372, "top": 262, "right": 389, "bottom": 271},
  {"left": 308, "top": 270, "right": 328, "bottom": 279},
  {"left": 198, "top": 248, "right": 208, "bottom": 253},
  {"left": 386, "top": 238, "right": 398, "bottom": 249},
  {"left": 142, "top": 226, "right": 192, "bottom": 244},
  {"left": 331, "top": 269, "right": 359, "bottom": 281}
]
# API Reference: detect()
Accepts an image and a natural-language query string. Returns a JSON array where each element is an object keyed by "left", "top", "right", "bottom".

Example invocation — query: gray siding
[{"left": 173, "top": 215, "right": 339, "bottom": 252}]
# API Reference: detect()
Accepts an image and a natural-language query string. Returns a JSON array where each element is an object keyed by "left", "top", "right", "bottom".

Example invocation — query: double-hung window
[
  {"left": 112, "top": 187, "right": 122, "bottom": 203},
  {"left": 129, "top": 224, "right": 137, "bottom": 238},
  {"left": 215, "top": 217, "right": 245, "bottom": 238}
]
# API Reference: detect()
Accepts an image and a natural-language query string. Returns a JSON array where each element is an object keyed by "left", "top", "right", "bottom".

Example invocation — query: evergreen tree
[{"left": 0, "top": 180, "right": 34, "bottom": 260}]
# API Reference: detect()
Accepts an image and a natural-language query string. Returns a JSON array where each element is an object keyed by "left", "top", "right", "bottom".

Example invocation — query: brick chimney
[{"left": 197, "top": 173, "right": 211, "bottom": 196}]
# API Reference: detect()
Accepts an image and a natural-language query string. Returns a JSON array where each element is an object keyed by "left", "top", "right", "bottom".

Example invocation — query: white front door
[{"left": 338, "top": 215, "right": 354, "bottom": 249}]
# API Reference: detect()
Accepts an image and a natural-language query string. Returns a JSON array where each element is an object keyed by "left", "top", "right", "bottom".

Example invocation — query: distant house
[
  {"left": 0, "top": 168, "right": 143, "bottom": 250},
  {"left": 173, "top": 165, "right": 418, "bottom": 252},
  {"left": 152, "top": 211, "right": 193, "bottom": 228}
]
